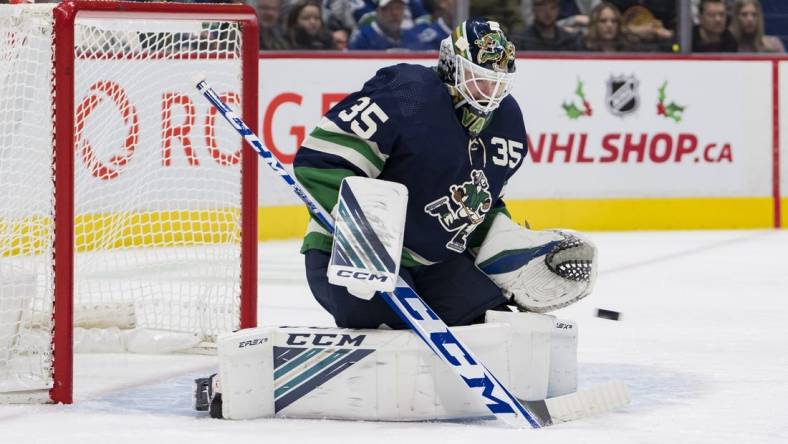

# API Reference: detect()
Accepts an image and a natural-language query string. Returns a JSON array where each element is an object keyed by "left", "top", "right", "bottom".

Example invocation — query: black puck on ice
[{"left": 595, "top": 308, "right": 621, "bottom": 321}]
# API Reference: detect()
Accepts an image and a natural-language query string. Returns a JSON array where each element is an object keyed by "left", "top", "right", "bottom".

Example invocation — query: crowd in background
[
  {"left": 253, "top": 0, "right": 786, "bottom": 52},
  {"left": 1, "top": 0, "right": 785, "bottom": 53}
]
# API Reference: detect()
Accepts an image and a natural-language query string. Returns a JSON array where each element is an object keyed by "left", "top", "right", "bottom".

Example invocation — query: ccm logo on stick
[{"left": 335, "top": 270, "right": 389, "bottom": 282}]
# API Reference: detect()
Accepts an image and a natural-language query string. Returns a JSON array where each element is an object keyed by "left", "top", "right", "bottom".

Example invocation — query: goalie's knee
[{"left": 305, "top": 250, "right": 404, "bottom": 329}]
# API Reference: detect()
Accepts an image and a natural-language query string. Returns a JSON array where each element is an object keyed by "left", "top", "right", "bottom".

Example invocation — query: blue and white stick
[{"left": 195, "top": 78, "right": 541, "bottom": 429}]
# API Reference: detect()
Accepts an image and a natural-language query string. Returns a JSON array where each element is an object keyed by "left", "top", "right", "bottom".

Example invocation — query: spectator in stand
[
  {"left": 517, "top": 0, "right": 601, "bottom": 33},
  {"left": 285, "top": 0, "right": 336, "bottom": 49},
  {"left": 348, "top": 0, "right": 407, "bottom": 50},
  {"left": 693, "top": 0, "right": 737, "bottom": 52},
  {"left": 352, "top": 0, "right": 429, "bottom": 30},
  {"left": 583, "top": 2, "right": 630, "bottom": 51},
  {"left": 256, "top": 0, "right": 290, "bottom": 49},
  {"left": 471, "top": 0, "right": 526, "bottom": 35},
  {"left": 332, "top": 28, "right": 350, "bottom": 50},
  {"left": 618, "top": 4, "right": 674, "bottom": 50},
  {"left": 608, "top": 0, "right": 677, "bottom": 30},
  {"left": 556, "top": 0, "right": 602, "bottom": 33},
  {"left": 513, "top": 0, "right": 583, "bottom": 51},
  {"left": 729, "top": 0, "right": 785, "bottom": 52},
  {"left": 521, "top": 0, "right": 605, "bottom": 35},
  {"left": 323, "top": 0, "right": 357, "bottom": 37},
  {"left": 401, "top": 0, "right": 453, "bottom": 50},
  {"left": 691, "top": 0, "right": 735, "bottom": 22}
]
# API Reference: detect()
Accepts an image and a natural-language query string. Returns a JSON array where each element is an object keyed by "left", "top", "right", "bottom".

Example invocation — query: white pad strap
[{"left": 328, "top": 177, "right": 408, "bottom": 299}]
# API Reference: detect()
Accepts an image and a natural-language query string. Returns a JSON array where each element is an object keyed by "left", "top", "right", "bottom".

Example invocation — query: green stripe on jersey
[
  {"left": 317, "top": 118, "right": 389, "bottom": 162},
  {"left": 300, "top": 230, "right": 333, "bottom": 254},
  {"left": 294, "top": 167, "right": 356, "bottom": 219},
  {"left": 305, "top": 127, "right": 385, "bottom": 177}
]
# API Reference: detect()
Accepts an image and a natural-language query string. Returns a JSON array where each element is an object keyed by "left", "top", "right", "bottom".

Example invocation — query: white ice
[{"left": 2, "top": 230, "right": 787, "bottom": 443}]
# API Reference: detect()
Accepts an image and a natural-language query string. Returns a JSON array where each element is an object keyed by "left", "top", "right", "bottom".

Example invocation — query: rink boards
[
  {"left": 12, "top": 55, "right": 784, "bottom": 249},
  {"left": 256, "top": 55, "right": 788, "bottom": 234}
]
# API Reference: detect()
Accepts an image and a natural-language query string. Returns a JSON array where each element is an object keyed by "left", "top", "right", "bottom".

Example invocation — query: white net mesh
[
  {"left": 0, "top": 3, "right": 253, "bottom": 398},
  {"left": 1, "top": 4, "right": 57, "bottom": 396}
]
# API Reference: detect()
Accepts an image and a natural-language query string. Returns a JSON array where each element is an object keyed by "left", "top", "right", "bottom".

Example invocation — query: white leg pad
[
  {"left": 484, "top": 310, "right": 552, "bottom": 400},
  {"left": 485, "top": 310, "right": 578, "bottom": 399},
  {"left": 271, "top": 324, "right": 512, "bottom": 421},
  {"left": 212, "top": 319, "right": 578, "bottom": 421},
  {"left": 548, "top": 318, "right": 578, "bottom": 397},
  {"left": 217, "top": 327, "right": 275, "bottom": 419}
]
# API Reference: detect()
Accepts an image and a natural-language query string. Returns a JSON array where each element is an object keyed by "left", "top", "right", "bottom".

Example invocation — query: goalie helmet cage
[{"left": 0, "top": 1, "right": 259, "bottom": 404}]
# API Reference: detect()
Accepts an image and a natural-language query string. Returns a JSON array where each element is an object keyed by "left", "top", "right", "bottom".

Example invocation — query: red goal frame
[{"left": 49, "top": 1, "right": 259, "bottom": 404}]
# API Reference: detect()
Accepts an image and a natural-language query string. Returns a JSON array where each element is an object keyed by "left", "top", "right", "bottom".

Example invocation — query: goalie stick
[
  {"left": 521, "top": 380, "right": 630, "bottom": 426},
  {"left": 195, "top": 79, "right": 628, "bottom": 428}
]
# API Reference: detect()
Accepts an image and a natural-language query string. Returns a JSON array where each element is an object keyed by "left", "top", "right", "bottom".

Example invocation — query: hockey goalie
[{"left": 195, "top": 19, "right": 620, "bottom": 423}]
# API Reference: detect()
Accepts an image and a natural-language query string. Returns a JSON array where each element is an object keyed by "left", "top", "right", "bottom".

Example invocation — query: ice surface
[{"left": 2, "top": 231, "right": 787, "bottom": 443}]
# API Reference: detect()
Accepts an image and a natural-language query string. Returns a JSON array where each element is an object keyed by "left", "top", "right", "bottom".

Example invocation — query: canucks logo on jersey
[{"left": 424, "top": 170, "right": 492, "bottom": 253}]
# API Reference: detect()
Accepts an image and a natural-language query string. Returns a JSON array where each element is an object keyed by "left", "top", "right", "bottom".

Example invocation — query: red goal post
[{"left": 0, "top": 1, "right": 259, "bottom": 404}]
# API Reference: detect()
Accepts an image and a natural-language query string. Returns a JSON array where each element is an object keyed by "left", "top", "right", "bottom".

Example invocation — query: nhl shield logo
[{"left": 606, "top": 74, "right": 639, "bottom": 116}]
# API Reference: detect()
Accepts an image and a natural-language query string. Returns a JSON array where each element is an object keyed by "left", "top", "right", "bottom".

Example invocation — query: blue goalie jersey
[{"left": 294, "top": 63, "right": 528, "bottom": 267}]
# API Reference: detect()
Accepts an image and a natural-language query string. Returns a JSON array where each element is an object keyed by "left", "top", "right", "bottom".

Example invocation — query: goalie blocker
[
  {"left": 326, "top": 177, "right": 408, "bottom": 300},
  {"left": 195, "top": 310, "right": 578, "bottom": 421}
]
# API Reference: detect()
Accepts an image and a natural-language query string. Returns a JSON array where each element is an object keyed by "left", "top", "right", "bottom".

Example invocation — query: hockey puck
[{"left": 595, "top": 308, "right": 621, "bottom": 321}]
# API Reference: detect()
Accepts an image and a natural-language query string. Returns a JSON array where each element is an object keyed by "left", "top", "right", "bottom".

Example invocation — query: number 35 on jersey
[{"left": 338, "top": 97, "right": 389, "bottom": 139}]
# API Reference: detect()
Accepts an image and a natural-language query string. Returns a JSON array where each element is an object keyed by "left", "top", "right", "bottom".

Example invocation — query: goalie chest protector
[{"left": 295, "top": 64, "right": 528, "bottom": 264}]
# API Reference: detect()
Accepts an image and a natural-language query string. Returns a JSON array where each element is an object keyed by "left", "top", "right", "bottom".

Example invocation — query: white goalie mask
[
  {"left": 453, "top": 52, "right": 516, "bottom": 115},
  {"left": 438, "top": 19, "right": 517, "bottom": 117}
]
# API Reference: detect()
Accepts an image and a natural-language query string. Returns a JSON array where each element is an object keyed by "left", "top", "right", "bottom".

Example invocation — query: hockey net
[{"left": 0, "top": 1, "right": 259, "bottom": 403}]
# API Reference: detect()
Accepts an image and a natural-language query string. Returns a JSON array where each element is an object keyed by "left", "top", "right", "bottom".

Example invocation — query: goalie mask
[{"left": 438, "top": 19, "right": 517, "bottom": 136}]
